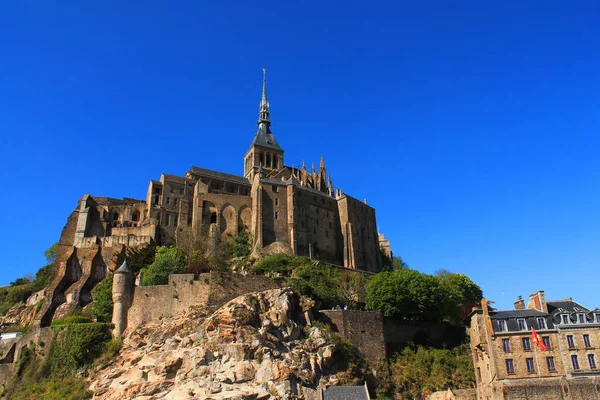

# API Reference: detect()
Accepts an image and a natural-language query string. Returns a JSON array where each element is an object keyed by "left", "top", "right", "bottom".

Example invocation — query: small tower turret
[{"left": 112, "top": 260, "right": 134, "bottom": 338}]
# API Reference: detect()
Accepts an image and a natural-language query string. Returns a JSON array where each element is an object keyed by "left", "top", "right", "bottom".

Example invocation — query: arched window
[
  {"left": 132, "top": 211, "right": 140, "bottom": 222},
  {"left": 112, "top": 212, "right": 120, "bottom": 222},
  {"left": 210, "top": 212, "right": 217, "bottom": 224}
]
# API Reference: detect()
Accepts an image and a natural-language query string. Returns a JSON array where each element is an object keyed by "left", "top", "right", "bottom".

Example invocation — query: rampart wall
[
  {"left": 320, "top": 310, "right": 386, "bottom": 362},
  {"left": 494, "top": 376, "right": 600, "bottom": 400},
  {"left": 125, "top": 272, "right": 283, "bottom": 333}
]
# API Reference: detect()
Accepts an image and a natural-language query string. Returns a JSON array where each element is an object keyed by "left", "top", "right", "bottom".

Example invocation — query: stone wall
[
  {"left": 125, "top": 272, "right": 283, "bottom": 333},
  {"left": 428, "top": 389, "right": 477, "bottom": 400},
  {"left": 494, "top": 376, "right": 600, "bottom": 400},
  {"left": 383, "top": 319, "right": 466, "bottom": 350},
  {"left": 320, "top": 310, "right": 386, "bottom": 362}
]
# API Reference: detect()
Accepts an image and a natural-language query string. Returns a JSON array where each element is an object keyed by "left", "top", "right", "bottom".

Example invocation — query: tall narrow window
[
  {"left": 273, "top": 156, "right": 278, "bottom": 169},
  {"left": 505, "top": 359, "right": 515, "bottom": 374},
  {"left": 522, "top": 337, "right": 531, "bottom": 351},
  {"left": 584, "top": 334, "right": 592, "bottom": 348},
  {"left": 542, "top": 336, "right": 551, "bottom": 350},
  {"left": 561, "top": 314, "right": 570, "bottom": 324},
  {"left": 578, "top": 313, "right": 586, "bottom": 324},
  {"left": 588, "top": 354, "right": 597, "bottom": 369},
  {"left": 546, "top": 356, "right": 556, "bottom": 372},
  {"left": 526, "top": 358, "right": 535, "bottom": 373},
  {"left": 518, "top": 318, "right": 528, "bottom": 331},
  {"left": 502, "top": 339, "right": 511, "bottom": 352},
  {"left": 274, "top": 212, "right": 279, "bottom": 220},
  {"left": 497, "top": 320, "right": 508, "bottom": 332},
  {"left": 595, "top": 313, "right": 600, "bottom": 323},
  {"left": 567, "top": 335, "right": 576, "bottom": 349},
  {"left": 572, "top": 355, "right": 580, "bottom": 371},
  {"left": 537, "top": 318, "right": 547, "bottom": 330},
  {"left": 275, "top": 198, "right": 279, "bottom": 206}
]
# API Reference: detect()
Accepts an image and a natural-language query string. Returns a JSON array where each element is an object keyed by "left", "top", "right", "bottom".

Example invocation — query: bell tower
[{"left": 244, "top": 68, "right": 284, "bottom": 180}]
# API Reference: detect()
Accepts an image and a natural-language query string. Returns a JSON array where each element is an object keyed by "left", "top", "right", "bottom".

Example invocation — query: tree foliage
[
  {"left": 89, "top": 274, "right": 114, "bottom": 323},
  {"left": 366, "top": 269, "right": 482, "bottom": 323},
  {"left": 390, "top": 344, "right": 475, "bottom": 399},
  {"left": 141, "top": 246, "right": 187, "bottom": 286},
  {"left": 44, "top": 243, "right": 58, "bottom": 264}
]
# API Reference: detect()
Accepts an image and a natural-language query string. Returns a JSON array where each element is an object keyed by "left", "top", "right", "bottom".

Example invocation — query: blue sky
[{"left": 1, "top": 1, "right": 599, "bottom": 310}]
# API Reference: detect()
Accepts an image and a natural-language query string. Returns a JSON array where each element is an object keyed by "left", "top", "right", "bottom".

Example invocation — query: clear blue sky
[{"left": 1, "top": 1, "right": 599, "bottom": 310}]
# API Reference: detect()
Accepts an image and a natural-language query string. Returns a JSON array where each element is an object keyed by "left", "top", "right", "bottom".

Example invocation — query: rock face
[{"left": 89, "top": 288, "right": 336, "bottom": 399}]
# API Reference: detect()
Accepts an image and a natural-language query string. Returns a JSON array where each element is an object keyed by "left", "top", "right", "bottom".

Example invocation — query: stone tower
[
  {"left": 112, "top": 260, "right": 134, "bottom": 338},
  {"left": 244, "top": 68, "right": 284, "bottom": 179}
]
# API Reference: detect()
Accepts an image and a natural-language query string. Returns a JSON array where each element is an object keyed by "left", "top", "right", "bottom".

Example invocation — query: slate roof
[
  {"left": 250, "top": 123, "right": 282, "bottom": 151},
  {"left": 547, "top": 300, "right": 589, "bottom": 317},
  {"left": 189, "top": 166, "right": 250, "bottom": 185},
  {"left": 116, "top": 260, "right": 131, "bottom": 273},
  {"left": 323, "top": 386, "right": 369, "bottom": 400}
]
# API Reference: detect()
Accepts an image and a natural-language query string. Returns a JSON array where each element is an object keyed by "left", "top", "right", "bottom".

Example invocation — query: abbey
[{"left": 71, "top": 70, "right": 385, "bottom": 273}]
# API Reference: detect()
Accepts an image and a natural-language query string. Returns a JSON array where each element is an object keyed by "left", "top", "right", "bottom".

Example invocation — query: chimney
[
  {"left": 514, "top": 296, "right": 525, "bottom": 310},
  {"left": 527, "top": 290, "right": 548, "bottom": 313}
]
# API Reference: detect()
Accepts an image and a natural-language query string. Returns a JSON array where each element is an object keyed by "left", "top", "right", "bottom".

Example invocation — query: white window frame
[
  {"left": 497, "top": 320, "right": 508, "bottom": 332},
  {"left": 561, "top": 314, "right": 570, "bottom": 325},
  {"left": 537, "top": 317, "right": 547, "bottom": 330},
  {"left": 517, "top": 318, "right": 528, "bottom": 331},
  {"left": 595, "top": 313, "right": 600, "bottom": 323},
  {"left": 577, "top": 313, "right": 586, "bottom": 324}
]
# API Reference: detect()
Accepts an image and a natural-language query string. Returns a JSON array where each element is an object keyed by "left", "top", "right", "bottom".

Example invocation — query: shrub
[
  {"left": 252, "top": 253, "right": 311, "bottom": 275},
  {"left": 51, "top": 315, "right": 92, "bottom": 326},
  {"left": 89, "top": 275, "right": 114, "bottom": 322},
  {"left": 141, "top": 246, "right": 187, "bottom": 286}
]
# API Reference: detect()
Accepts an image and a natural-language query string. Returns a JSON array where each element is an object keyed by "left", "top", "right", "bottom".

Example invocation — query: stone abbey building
[
  {"left": 40, "top": 70, "right": 387, "bottom": 326},
  {"left": 74, "top": 70, "right": 384, "bottom": 271}
]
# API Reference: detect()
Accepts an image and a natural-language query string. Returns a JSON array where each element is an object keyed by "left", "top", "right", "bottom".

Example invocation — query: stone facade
[{"left": 469, "top": 291, "right": 600, "bottom": 400}]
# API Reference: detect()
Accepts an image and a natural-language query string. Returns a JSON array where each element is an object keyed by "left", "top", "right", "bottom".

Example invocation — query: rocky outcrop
[{"left": 89, "top": 288, "right": 337, "bottom": 399}]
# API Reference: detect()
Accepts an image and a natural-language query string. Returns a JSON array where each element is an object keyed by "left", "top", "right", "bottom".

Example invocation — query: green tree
[
  {"left": 89, "top": 274, "right": 114, "bottom": 323},
  {"left": 44, "top": 243, "right": 58, "bottom": 263},
  {"left": 141, "top": 246, "right": 186, "bottom": 286},
  {"left": 436, "top": 271, "right": 483, "bottom": 323},
  {"left": 229, "top": 229, "right": 251, "bottom": 258},
  {"left": 366, "top": 269, "right": 447, "bottom": 320}
]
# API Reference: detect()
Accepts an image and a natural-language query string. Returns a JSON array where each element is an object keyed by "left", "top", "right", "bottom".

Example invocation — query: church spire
[{"left": 258, "top": 68, "right": 270, "bottom": 125}]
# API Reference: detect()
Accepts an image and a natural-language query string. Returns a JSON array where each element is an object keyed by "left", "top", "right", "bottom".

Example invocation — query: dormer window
[
  {"left": 577, "top": 313, "right": 586, "bottom": 324},
  {"left": 537, "top": 317, "right": 547, "bottom": 330},
  {"left": 517, "top": 318, "right": 528, "bottom": 331},
  {"left": 497, "top": 320, "right": 508, "bottom": 332},
  {"left": 595, "top": 313, "right": 600, "bottom": 324},
  {"left": 560, "top": 314, "right": 570, "bottom": 325}
]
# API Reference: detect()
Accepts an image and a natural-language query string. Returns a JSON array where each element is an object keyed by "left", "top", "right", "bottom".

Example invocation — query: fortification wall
[
  {"left": 125, "top": 272, "right": 283, "bottom": 333},
  {"left": 320, "top": 310, "right": 386, "bottom": 362},
  {"left": 493, "top": 376, "right": 600, "bottom": 400},
  {"left": 383, "top": 319, "right": 466, "bottom": 349},
  {"left": 428, "top": 389, "right": 476, "bottom": 400}
]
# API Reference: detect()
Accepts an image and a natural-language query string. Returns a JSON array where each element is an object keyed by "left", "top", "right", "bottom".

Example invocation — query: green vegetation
[
  {"left": 89, "top": 274, "right": 114, "bottom": 322},
  {"left": 229, "top": 229, "right": 252, "bottom": 258},
  {"left": 4, "top": 321, "right": 115, "bottom": 400},
  {"left": 389, "top": 344, "right": 475, "bottom": 399},
  {"left": 251, "top": 253, "right": 310, "bottom": 275},
  {"left": 366, "top": 268, "right": 482, "bottom": 323},
  {"left": 141, "top": 246, "right": 187, "bottom": 286},
  {"left": 0, "top": 243, "right": 56, "bottom": 317},
  {"left": 51, "top": 314, "right": 92, "bottom": 326}
]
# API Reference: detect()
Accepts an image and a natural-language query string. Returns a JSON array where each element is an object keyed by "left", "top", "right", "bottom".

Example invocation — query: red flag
[{"left": 531, "top": 327, "right": 547, "bottom": 351}]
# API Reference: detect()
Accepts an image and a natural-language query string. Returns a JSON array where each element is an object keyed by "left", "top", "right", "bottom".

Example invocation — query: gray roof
[
  {"left": 116, "top": 260, "right": 131, "bottom": 273},
  {"left": 490, "top": 309, "right": 546, "bottom": 319},
  {"left": 189, "top": 166, "right": 250, "bottom": 185},
  {"left": 250, "top": 123, "right": 282, "bottom": 151},
  {"left": 547, "top": 300, "right": 589, "bottom": 316},
  {"left": 323, "top": 386, "right": 369, "bottom": 400}
]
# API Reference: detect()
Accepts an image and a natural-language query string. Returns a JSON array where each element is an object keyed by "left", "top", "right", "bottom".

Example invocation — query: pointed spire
[
  {"left": 320, "top": 155, "right": 325, "bottom": 169},
  {"left": 258, "top": 68, "right": 270, "bottom": 125}
]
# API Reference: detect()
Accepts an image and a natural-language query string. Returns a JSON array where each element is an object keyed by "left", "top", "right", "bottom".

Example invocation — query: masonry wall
[
  {"left": 495, "top": 376, "right": 600, "bottom": 400},
  {"left": 383, "top": 319, "right": 466, "bottom": 349},
  {"left": 126, "top": 272, "right": 282, "bottom": 332},
  {"left": 320, "top": 310, "right": 386, "bottom": 362}
]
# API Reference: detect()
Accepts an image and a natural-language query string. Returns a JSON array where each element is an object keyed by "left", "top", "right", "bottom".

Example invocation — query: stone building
[
  {"left": 469, "top": 290, "right": 600, "bottom": 400},
  {"left": 72, "top": 69, "right": 384, "bottom": 272},
  {"left": 38, "top": 70, "right": 388, "bottom": 326}
]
